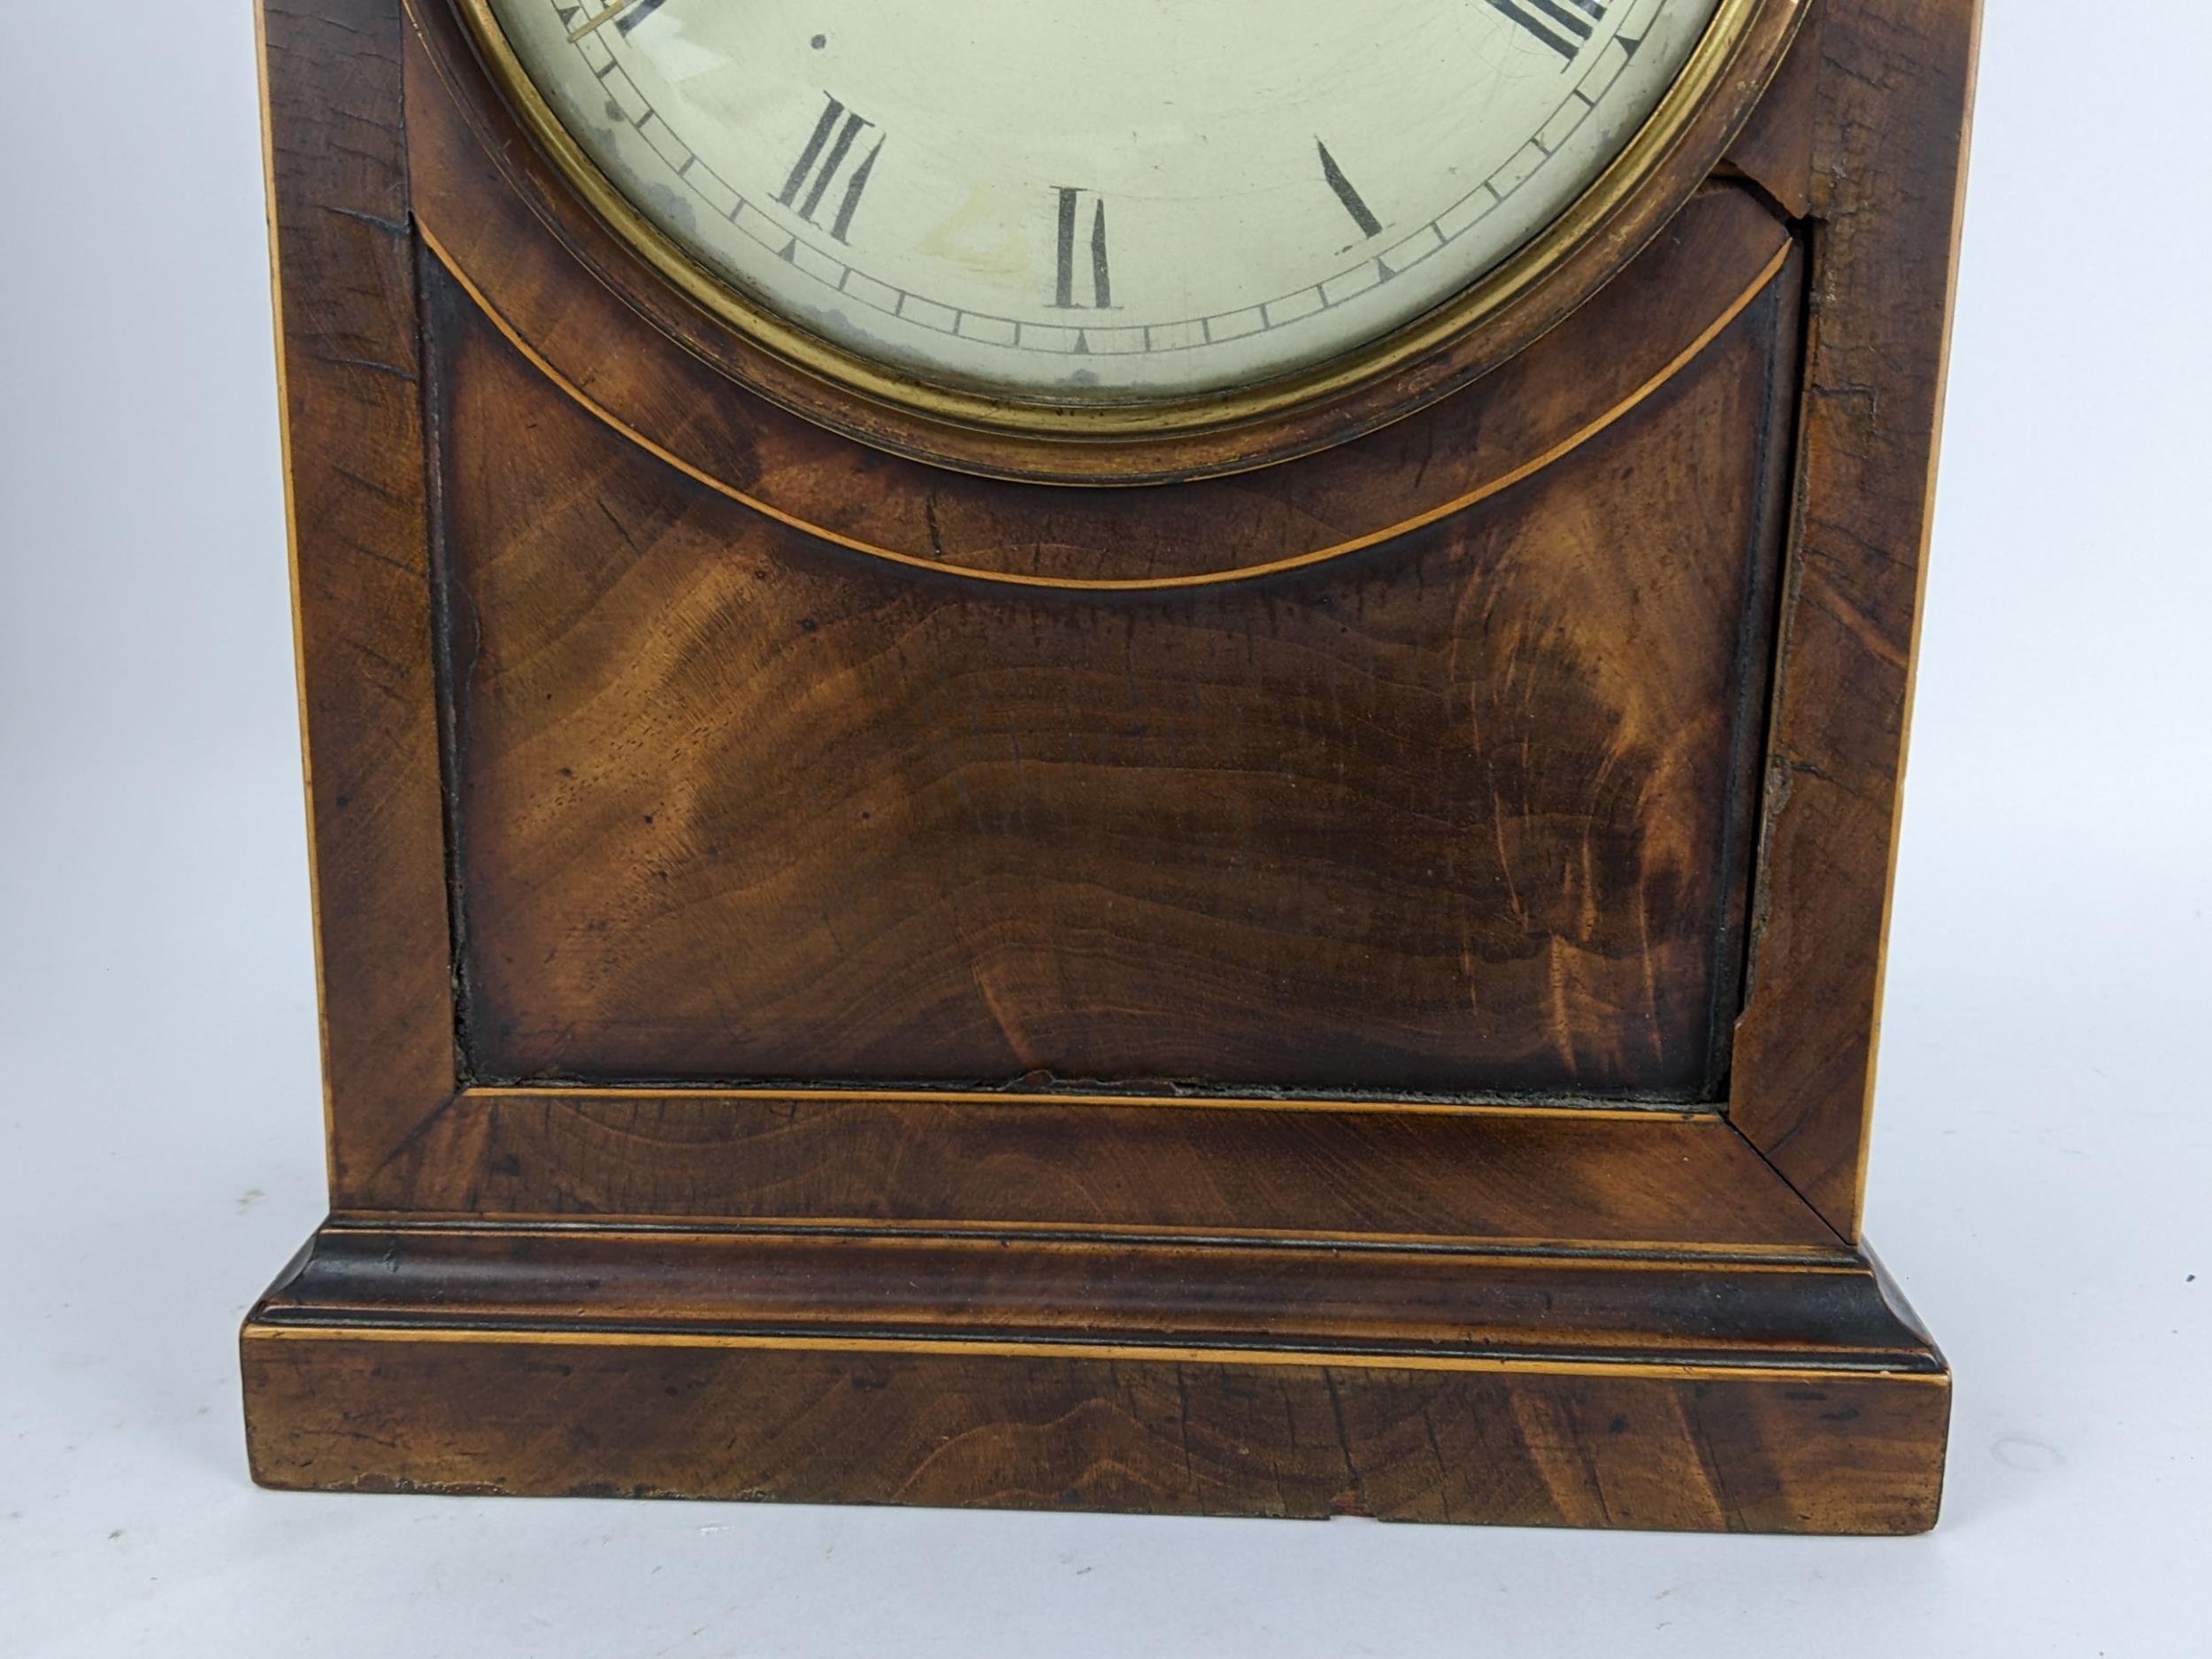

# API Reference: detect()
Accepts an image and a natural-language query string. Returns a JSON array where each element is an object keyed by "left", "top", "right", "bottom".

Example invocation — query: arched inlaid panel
[
  {"left": 406, "top": 0, "right": 1806, "bottom": 480},
  {"left": 424, "top": 241, "right": 1805, "bottom": 1095}
]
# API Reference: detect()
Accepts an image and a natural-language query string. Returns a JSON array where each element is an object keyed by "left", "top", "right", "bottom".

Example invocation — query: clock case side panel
[
  {"left": 259, "top": 0, "right": 461, "bottom": 1205},
  {"left": 1724, "top": 0, "right": 1983, "bottom": 1235}
]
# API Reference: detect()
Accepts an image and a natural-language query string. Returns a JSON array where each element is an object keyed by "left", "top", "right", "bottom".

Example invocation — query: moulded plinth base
[{"left": 242, "top": 1217, "right": 1947, "bottom": 1532}]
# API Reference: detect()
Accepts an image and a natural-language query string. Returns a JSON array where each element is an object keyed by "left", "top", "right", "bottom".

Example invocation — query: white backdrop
[{"left": 3, "top": 4, "right": 2207, "bottom": 1655}]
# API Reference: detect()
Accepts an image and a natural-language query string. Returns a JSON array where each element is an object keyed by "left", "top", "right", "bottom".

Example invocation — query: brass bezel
[{"left": 455, "top": 0, "right": 1786, "bottom": 445}]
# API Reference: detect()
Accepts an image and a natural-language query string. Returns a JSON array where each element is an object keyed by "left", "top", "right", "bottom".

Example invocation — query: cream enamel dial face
[{"left": 485, "top": 0, "right": 1724, "bottom": 405}]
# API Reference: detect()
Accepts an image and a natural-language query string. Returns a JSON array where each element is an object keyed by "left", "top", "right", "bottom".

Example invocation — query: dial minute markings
[
  {"left": 565, "top": 0, "right": 665, "bottom": 43},
  {"left": 526, "top": 0, "right": 1671, "bottom": 382}
]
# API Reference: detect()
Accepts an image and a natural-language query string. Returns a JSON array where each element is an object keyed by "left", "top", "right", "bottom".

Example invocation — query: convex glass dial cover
[{"left": 482, "top": 0, "right": 1725, "bottom": 403}]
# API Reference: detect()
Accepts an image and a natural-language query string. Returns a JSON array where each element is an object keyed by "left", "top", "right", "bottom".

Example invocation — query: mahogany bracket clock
[{"left": 242, "top": 0, "right": 1978, "bottom": 1532}]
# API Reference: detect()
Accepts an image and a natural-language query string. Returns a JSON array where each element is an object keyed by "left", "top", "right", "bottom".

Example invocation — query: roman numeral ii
[{"left": 1050, "top": 188, "right": 1113, "bottom": 310}]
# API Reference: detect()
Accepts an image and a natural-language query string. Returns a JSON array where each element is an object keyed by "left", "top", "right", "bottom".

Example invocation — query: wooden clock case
[{"left": 242, "top": 0, "right": 1978, "bottom": 1532}]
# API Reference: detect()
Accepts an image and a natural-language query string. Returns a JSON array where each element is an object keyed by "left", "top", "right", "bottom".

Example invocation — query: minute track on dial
[
  {"left": 503, "top": 0, "right": 1715, "bottom": 400},
  {"left": 566, "top": 0, "right": 664, "bottom": 42}
]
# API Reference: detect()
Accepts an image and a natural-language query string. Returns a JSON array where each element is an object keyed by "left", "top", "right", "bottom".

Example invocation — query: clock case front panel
[{"left": 242, "top": 0, "right": 1975, "bottom": 1532}]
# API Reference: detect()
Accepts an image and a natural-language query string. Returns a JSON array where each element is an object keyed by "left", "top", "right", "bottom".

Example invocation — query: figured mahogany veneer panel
[{"left": 427, "top": 245, "right": 1802, "bottom": 1096}]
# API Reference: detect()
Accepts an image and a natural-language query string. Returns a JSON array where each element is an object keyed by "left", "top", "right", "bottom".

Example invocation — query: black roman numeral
[
  {"left": 1050, "top": 188, "right": 1113, "bottom": 310},
  {"left": 1486, "top": 0, "right": 1608, "bottom": 62},
  {"left": 777, "top": 95, "right": 885, "bottom": 243},
  {"left": 564, "top": 0, "right": 668, "bottom": 42},
  {"left": 1317, "top": 140, "right": 1384, "bottom": 240}
]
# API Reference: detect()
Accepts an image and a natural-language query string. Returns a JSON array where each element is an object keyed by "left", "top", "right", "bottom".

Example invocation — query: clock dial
[{"left": 484, "top": 0, "right": 1725, "bottom": 403}]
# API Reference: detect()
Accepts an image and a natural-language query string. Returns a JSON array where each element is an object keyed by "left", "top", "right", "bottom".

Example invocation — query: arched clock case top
[{"left": 425, "top": 0, "right": 1807, "bottom": 485}]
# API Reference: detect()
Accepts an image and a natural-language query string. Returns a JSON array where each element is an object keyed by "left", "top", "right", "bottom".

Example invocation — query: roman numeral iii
[
  {"left": 778, "top": 95, "right": 884, "bottom": 244},
  {"left": 1486, "top": 0, "right": 1609, "bottom": 62}
]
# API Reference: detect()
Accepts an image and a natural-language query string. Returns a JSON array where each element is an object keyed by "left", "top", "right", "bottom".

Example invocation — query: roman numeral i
[{"left": 1317, "top": 140, "right": 1384, "bottom": 240}]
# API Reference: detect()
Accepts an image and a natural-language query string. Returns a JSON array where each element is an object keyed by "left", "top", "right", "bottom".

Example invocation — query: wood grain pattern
[
  {"left": 1727, "top": 0, "right": 1982, "bottom": 1233},
  {"left": 364, "top": 1089, "right": 1847, "bottom": 1250},
  {"left": 1717, "top": 0, "right": 1824, "bottom": 220},
  {"left": 242, "top": 1307, "right": 1947, "bottom": 1532},
  {"left": 243, "top": 0, "right": 1974, "bottom": 1529},
  {"left": 431, "top": 244, "right": 1803, "bottom": 1096},
  {"left": 261, "top": 0, "right": 457, "bottom": 1203},
  {"left": 255, "top": 1221, "right": 1932, "bottom": 1365},
  {"left": 246, "top": 1191, "right": 1945, "bottom": 1535}
]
